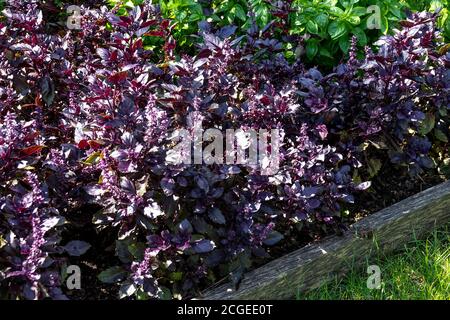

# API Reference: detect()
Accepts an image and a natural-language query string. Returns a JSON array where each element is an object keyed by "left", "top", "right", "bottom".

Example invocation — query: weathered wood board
[{"left": 200, "top": 180, "right": 450, "bottom": 300}]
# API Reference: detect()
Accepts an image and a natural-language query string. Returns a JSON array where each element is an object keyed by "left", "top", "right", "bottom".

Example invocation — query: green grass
[{"left": 297, "top": 225, "right": 450, "bottom": 300}]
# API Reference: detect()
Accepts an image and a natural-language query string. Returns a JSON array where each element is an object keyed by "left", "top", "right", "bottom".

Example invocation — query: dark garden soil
[{"left": 61, "top": 158, "right": 446, "bottom": 300}]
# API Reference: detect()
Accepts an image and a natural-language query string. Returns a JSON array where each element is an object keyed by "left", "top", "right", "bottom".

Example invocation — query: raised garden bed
[{"left": 201, "top": 180, "right": 450, "bottom": 300}]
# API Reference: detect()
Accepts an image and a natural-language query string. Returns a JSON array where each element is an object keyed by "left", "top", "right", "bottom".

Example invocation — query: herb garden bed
[
  {"left": 1, "top": 1, "right": 449, "bottom": 301},
  {"left": 201, "top": 180, "right": 450, "bottom": 299}
]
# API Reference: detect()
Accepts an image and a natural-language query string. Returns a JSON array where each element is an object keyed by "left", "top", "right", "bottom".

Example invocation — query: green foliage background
[{"left": 105, "top": 0, "right": 449, "bottom": 67}]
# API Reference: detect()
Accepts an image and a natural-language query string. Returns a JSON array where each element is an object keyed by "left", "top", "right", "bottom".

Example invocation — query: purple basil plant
[{"left": 0, "top": 0, "right": 448, "bottom": 300}]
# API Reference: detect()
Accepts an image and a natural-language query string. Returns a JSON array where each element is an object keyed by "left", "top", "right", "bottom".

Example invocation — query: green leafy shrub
[
  {"left": 402, "top": 0, "right": 449, "bottom": 37},
  {"left": 103, "top": 0, "right": 449, "bottom": 67}
]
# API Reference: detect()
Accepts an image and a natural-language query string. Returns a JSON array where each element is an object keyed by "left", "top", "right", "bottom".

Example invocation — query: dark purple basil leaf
[
  {"left": 301, "top": 187, "right": 321, "bottom": 198},
  {"left": 198, "top": 20, "right": 210, "bottom": 32},
  {"left": 119, "top": 282, "right": 137, "bottom": 299},
  {"left": 63, "top": 241, "right": 91, "bottom": 256},
  {"left": 120, "top": 177, "right": 136, "bottom": 194},
  {"left": 143, "top": 202, "right": 164, "bottom": 219},
  {"left": 142, "top": 278, "right": 159, "bottom": 295},
  {"left": 262, "top": 231, "right": 284, "bottom": 246},
  {"left": 196, "top": 48, "right": 212, "bottom": 60},
  {"left": 307, "top": 198, "right": 321, "bottom": 209},
  {"left": 192, "top": 239, "right": 216, "bottom": 253},
  {"left": 178, "top": 219, "right": 193, "bottom": 233},
  {"left": 41, "top": 217, "right": 65, "bottom": 233},
  {"left": 23, "top": 283, "right": 38, "bottom": 300},
  {"left": 0, "top": 4, "right": 446, "bottom": 301},
  {"left": 209, "top": 187, "right": 224, "bottom": 199},
  {"left": 341, "top": 194, "right": 355, "bottom": 203},
  {"left": 177, "top": 176, "right": 188, "bottom": 187},
  {"left": 160, "top": 177, "right": 175, "bottom": 196},
  {"left": 208, "top": 208, "right": 226, "bottom": 225},
  {"left": 190, "top": 188, "right": 204, "bottom": 199},
  {"left": 115, "top": 240, "right": 134, "bottom": 263},
  {"left": 96, "top": 48, "right": 110, "bottom": 60},
  {"left": 40, "top": 76, "right": 55, "bottom": 106},
  {"left": 195, "top": 176, "right": 209, "bottom": 192},
  {"left": 221, "top": 165, "right": 241, "bottom": 175},
  {"left": 217, "top": 25, "right": 237, "bottom": 38}
]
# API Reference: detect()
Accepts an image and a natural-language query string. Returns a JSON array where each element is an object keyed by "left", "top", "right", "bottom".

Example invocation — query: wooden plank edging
[{"left": 200, "top": 180, "right": 450, "bottom": 300}]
